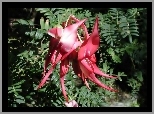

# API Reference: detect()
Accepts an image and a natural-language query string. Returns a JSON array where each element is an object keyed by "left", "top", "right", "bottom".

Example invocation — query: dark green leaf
[
  {"left": 131, "top": 33, "right": 139, "bottom": 36},
  {"left": 17, "top": 19, "right": 29, "bottom": 25},
  {"left": 129, "top": 34, "right": 132, "bottom": 43},
  {"left": 15, "top": 99, "right": 25, "bottom": 104}
]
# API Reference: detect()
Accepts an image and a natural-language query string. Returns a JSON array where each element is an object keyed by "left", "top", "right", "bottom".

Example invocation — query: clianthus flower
[
  {"left": 77, "top": 17, "right": 117, "bottom": 92},
  {"left": 37, "top": 18, "right": 86, "bottom": 91},
  {"left": 37, "top": 15, "right": 117, "bottom": 103}
]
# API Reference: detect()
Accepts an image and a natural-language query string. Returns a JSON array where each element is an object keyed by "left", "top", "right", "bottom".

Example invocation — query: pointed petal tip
[
  {"left": 48, "top": 27, "right": 63, "bottom": 38},
  {"left": 88, "top": 73, "right": 117, "bottom": 92},
  {"left": 37, "top": 86, "right": 40, "bottom": 90},
  {"left": 37, "top": 84, "right": 42, "bottom": 90},
  {"left": 103, "top": 86, "right": 118, "bottom": 92},
  {"left": 48, "top": 31, "right": 55, "bottom": 38},
  {"left": 96, "top": 15, "right": 99, "bottom": 19},
  {"left": 75, "top": 18, "right": 87, "bottom": 27},
  {"left": 110, "top": 88, "right": 118, "bottom": 92},
  {"left": 94, "top": 17, "right": 99, "bottom": 28}
]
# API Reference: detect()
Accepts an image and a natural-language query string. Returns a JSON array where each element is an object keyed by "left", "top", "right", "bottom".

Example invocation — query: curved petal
[
  {"left": 61, "top": 58, "right": 70, "bottom": 75},
  {"left": 79, "top": 58, "right": 117, "bottom": 92},
  {"left": 79, "top": 59, "right": 93, "bottom": 73},
  {"left": 78, "top": 60, "right": 94, "bottom": 81},
  {"left": 92, "top": 64, "right": 117, "bottom": 79},
  {"left": 43, "top": 50, "right": 56, "bottom": 76},
  {"left": 62, "top": 19, "right": 86, "bottom": 38},
  {"left": 89, "top": 54, "right": 96, "bottom": 63},
  {"left": 44, "top": 44, "right": 61, "bottom": 76},
  {"left": 60, "top": 19, "right": 86, "bottom": 52},
  {"left": 60, "top": 59, "right": 70, "bottom": 102},
  {"left": 88, "top": 73, "right": 117, "bottom": 92},
  {"left": 39, "top": 52, "right": 63, "bottom": 89},
  {"left": 72, "top": 60, "right": 91, "bottom": 90},
  {"left": 37, "top": 64, "right": 56, "bottom": 89},
  {"left": 52, "top": 51, "right": 63, "bottom": 66},
  {"left": 78, "top": 17, "right": 99, "bottom": 60},
  {"left": 70, "top": 15, "right": 89, "bottom": 39},
  {"left": 50, "top": 50, "right": 57, "bottom": 64},
  {"left": 44, "top": 38, "right": 59, "bottom": 76},
  {"left": 60, "top": 74, "right": 68, "bottom": 102}
]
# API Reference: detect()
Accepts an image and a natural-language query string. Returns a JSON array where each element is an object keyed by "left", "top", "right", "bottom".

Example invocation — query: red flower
[
  {"left": 77, "top": 17, "right": 117, "bottom": 91},
  {"left": 37, "top": 15, "right": 117, "bottom": 103},
  {"left": 37, "top": 18, "right": 86, "bottom": 90}
]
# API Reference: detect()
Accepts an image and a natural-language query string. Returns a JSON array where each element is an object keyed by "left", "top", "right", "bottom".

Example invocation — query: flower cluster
[{"left": 37, "top": 15, "right": 117, "bottom": 102}]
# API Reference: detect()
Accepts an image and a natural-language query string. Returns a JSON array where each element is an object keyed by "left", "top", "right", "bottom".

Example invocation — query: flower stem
[
  {"left": 77, "top": 33, "right": 83, "bottom": 43},
  {"left": 65, "top": 15, "right": 71, "bottom": 28}
]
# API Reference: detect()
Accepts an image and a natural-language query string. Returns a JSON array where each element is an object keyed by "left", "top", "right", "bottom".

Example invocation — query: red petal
[
  {"left": 48, "top": 27, "right": 63, "bottom": 38},
  {"left": 38, "top": 64, "right": 56, "bottom": 89},
  {"left": 60, "top": 58, "right": 70, "bottom": 76},
  {"left": 50, "top": 50, "right": 57, "bottom": 64},
  {"left": 78, "top": 61, "right": 94, "bottom": 82},
  {"left": 49, "top": 37, "right": 59, "bottom": 51},
  {"left": 89, "top": 54, "right": 96, "bottom": 63},
  {"left": 60, "top": 19, "right": 86, "bottom": 52},
  {"left": 38, "top": 51, "right": 63, "bottom": 89},
  {"left": 79, "top": 59, "right": 93, "bottom": 73},
  {"left": 52, "top": 51, "right": 63, "bottom": 66},
  {"left": 60, "top": 74, "right": 68, "bottom": 102},
  {"left": 92, "top": 64, "right": 117, "bottom": 79},
  {"left": 70, "top": 15, "right": 89, "bottom": 39},
  {"left": 78, "top": 17, "right": 99, "bottom": 60},
  {"left": 60, "top": 59, "right": 70, "bottom": 102},
  {"left": 43, "top": 38, "right": 59, "bottom": 76},
  {"left": 88, "top": 73, "right": 117, "bottom": 92},
  {"left": 78, "top": 58, "right": 117, "bottom": 92}
]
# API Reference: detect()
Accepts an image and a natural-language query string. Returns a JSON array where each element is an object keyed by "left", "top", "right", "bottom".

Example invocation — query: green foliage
[
  {"left": 8, "top": 8, "right": 147, "bottom": 107},
  {"left": 127, "top": 71, "right": 143, "bottom": 94},
  {"left": 14, "top": 19, "right": 34, "bottom": 26}
]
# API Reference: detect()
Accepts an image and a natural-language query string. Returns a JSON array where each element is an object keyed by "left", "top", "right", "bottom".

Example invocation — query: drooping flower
[
  {"left": 37, "top": 18, "right": 86, "bottom": 89},
  {"left": 77, "top": 16, "right": 117, "bottom": 91},
  {"left": 37, "top": 15, "right": 117, "bottom": 103}
]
